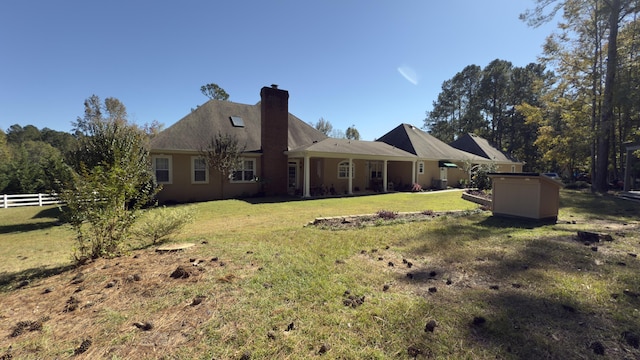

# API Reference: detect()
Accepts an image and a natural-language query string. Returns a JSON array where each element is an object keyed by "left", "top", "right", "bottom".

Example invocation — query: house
[
  {"left": 150, "top": 85, "right": 327, "bottom": 203},
  {"left": 449, "top": 133, "right": 524, "bottom": 173},
  {"left": 150, "top": 85, "right": 523, "bottom": 203},
  {"left": 376, "top": 124, "right": 500, "bottom": 189}
]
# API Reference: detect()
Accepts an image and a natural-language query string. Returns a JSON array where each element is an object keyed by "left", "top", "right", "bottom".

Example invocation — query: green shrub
[
  {"left": 471, "top": 162, "right": 497, "bottom": 190},
  {"left": 60, "top": 163, "right": 158, "bottom": 262},
  {"left": 133, "top": 206, "right": 195, "bottom": 245},
  {"left": 564, "top": 181, "right": 591, "bottom": 190}
]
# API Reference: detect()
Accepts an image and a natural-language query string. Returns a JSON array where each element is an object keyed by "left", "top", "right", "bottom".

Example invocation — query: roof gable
[
  {"left": 150, "top": 99, "right": 326, "bottom": 152},
  {"left": 450, "top": 133, "right": 518, "bottom": 163},
  {"left": 377, "top": 124, "right": 477, "bottom": 161}
]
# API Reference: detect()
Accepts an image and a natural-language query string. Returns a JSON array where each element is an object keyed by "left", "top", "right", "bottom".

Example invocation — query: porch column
[
  {"left": 303, "top": 155, "right": 311, "bottom": 197},
  {"left": 383, "top": 160, "right": 388, "bottom": 192},
  {"left": 412, "top": 160, "right": 417, "bottom": 185},
  {"left": 348, "top": 158, "right": 353, "bottom": 195}
]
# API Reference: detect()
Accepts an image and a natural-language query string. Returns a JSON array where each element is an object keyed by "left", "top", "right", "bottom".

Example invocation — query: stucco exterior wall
[
  {"left": 153, "top": 152, "right": 261, "bottom": 203},
  {"left": 387, "top": 161, "right": 413, "bottom": 190}
]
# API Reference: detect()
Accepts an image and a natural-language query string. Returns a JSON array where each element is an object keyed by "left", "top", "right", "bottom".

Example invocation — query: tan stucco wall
[
  {"left": 387, "top": 161, "right": 413, "bottom": 190},
  {"left": 153, "top": 152, "right": 261, "bottom": 203},
  {"left": 495, "top": 163, "right": 523, "bottom": 173},
  {"left": 318, "top": 158, "right": 370, "bottom": 194}
]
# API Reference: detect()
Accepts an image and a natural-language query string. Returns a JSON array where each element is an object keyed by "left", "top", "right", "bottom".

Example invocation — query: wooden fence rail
[{"left": 1, "top": 193, "right": 62, "bottom": 208}]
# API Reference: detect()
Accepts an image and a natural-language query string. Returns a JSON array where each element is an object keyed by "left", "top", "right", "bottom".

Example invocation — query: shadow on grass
[
  {"left": 561, "top": 191, "right": 640, "bottom": 221},
  {"left": 31, "top": 206, "right": 63, "bottom": 219},
  {"left": 238, "top": 192, "right": 387, "bottom": 205},
  {"left": 0, "top": 263, "right": 77, "bottom": 293},
  {"left": 395, "top": 216, "right": 640, "bottom": 358},
  {"left": 0, "top": 221, "right": 62, "bottom": 235},
  {"left": 476, "top": 215, "right": 556, "bottom": 229},
  {"left": 0, "top": 206, "right": 64, "bottom": 234}
]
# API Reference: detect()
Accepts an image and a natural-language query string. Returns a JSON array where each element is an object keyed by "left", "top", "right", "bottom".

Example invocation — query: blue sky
[{"left": 0, "top": 1, "right": 557, "bottom": 141}]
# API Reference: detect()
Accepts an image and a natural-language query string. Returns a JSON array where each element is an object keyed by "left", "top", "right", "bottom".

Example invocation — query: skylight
[{"left": 230, "top": 116, "right": 244, "bottom": 127}]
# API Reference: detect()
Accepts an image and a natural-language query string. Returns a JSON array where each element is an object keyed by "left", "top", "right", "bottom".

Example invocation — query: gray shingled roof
[
  {"left": 450, "top": 133, "right": 520, "bottom": 163},
  {"left": 150, "top": 99, "right": 327, "bottom": 152},
  {"left": 377, "top": 124, "right": 479, "bottom": 161},
  {"left": 288, "top": 138, "right": 416, "bottom": 159}
]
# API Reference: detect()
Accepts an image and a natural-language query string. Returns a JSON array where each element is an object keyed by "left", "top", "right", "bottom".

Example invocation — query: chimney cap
[{"left": 271, "top": 84, "right": 278, "bottom": 89}]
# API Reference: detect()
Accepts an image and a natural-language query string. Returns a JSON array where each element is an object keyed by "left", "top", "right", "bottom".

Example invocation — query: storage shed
[{"left": 488, "top": 173, "right": 562, "bottom": 221}]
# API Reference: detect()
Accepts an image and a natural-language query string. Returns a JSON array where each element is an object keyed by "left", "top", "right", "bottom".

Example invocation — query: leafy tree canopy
[{"left": 200, "top": 83, "right": 230, "bottom": 101}]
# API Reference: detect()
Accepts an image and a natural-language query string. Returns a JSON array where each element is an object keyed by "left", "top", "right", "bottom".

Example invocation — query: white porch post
[
  {"left": 348, "top": 158, "right": 353, "bottom": 195},
  {"left": 383, "top": 160, "right": 388, "bottom": 192},
  {"left": 303, "top": 155, "right": 311, "bottom": 197},
  {"left": 412, "top": 160, "right": 416, "bottom": 185}
]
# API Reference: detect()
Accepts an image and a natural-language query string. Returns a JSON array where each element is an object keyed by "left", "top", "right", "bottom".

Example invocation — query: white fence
[{"left": 1, "top": 193, "right": 62, "bottom": 208}]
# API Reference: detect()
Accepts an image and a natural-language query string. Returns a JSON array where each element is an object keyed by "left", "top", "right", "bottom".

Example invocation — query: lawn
[{"left": 0, "top": 189, "right": 639, "bottom": 359}]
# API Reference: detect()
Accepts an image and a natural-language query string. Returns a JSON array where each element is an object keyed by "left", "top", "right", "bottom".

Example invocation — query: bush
[
  {"left": 564, "top": 181, "right": 591, "bottom": 190},
  {"left": 471, "top": 163, "right": 497, "bottom": 191},
  {"left": 376, "top": 210, "right": 398, "bottom": 220},
  {"left": 60, "top": 163, "right": 157, "bottom": 262},
  {"left": 133, "top": 206, "right": 195, "bottom": 245}
]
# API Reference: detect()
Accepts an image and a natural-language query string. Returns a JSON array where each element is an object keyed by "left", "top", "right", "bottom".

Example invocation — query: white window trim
[
  {"left": 338, "top": 160, "right": 355, "bottom": 179},
  {"left": 417, "top": 161, "right": 425, "bottom": 175},
  {"left": 152, "top": 155, "right": 172, "bottom": 184},
  {"left": 230, "top": 158, "right": 256, "bottom": 183},
  {"left": 191, "top": 156, "right": 209, "bottom": 184}
]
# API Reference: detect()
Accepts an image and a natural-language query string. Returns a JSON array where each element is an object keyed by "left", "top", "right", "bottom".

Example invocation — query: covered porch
[{"left": 286, "top": 138, "right": 417, "bottom": 198}]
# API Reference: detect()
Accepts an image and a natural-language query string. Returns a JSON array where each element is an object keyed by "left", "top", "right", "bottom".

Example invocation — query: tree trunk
[{"left": 594, "top": 0, "right": 621, "bottom": 193}]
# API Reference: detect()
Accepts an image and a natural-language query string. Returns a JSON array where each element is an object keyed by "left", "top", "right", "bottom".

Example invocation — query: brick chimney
[{"left": 260, "top": 84, "right": 289, "bottom": 196}]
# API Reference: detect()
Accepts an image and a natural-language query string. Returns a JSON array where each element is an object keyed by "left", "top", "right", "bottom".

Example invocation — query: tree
[
  {"left": 312, "top": 117, "right": 333, "bottom": 136},
  {"left": 479, "top": 59, "right": 514, "bottom": 149},
  {"left": 200, "top": 83, "right": 229, "bottom": 101},
  {"left": 6, "top": 124, "right": 41, "bottom": 143},
  {"left": 522, "top": 0, "right": 640, "bottom": 192},
  {"left": 425, "top": 60, "right": 549, "bottom": 170},
  {"left": 61, "top": 95, "right": 159, "bottom": 261},
  {"left": 0, "top": 130, "right": 10, "bottom": 192},
  {"left": 345, "top": 125, "right": 360, "bottom": 140},
  {"left": 199, "top": 133, "right": 246, "bottom": 198}
]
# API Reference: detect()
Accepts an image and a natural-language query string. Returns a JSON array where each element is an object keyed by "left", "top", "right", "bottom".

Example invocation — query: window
[
  {"left": 231, "top": 158, "right": 255, "bottom": 182},
  {"left": 417, "top": 161, "right": 425, "bottom": 174},
  {"left": 338, "top": 160, "right": 354, "bottom": 179},
  {"left": 152, "top": 155, "right": 172, "bottom": 184},
  {"left": 368, "top": 161, "right": 382, "bottom": 179},
  {"left": 192, "top": 156, "right": 208, "bottom": 183},
  {"left": 230, "top": 116, "right": 245, "bottom": 127}
]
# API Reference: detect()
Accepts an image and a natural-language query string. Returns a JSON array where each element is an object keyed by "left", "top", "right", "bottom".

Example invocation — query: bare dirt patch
[
  {"left": 0, "top": 244, "right": 258, "bottom": 359},
  {"left": 308, "top": 209, "right": 483, "bottom": 230}
]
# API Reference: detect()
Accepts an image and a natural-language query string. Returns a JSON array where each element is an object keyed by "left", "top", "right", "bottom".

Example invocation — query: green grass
[{"left": 1, "top": 190, "right": 639, "bottom": 359}]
